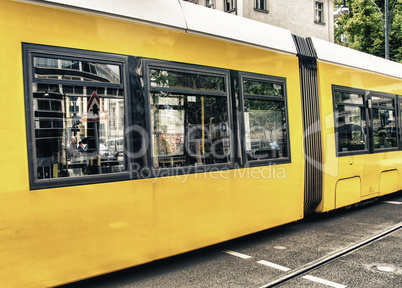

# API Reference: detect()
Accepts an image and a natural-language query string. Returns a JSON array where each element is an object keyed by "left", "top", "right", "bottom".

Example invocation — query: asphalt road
[{"left": 61, "top": 191, "right": 402, "bottom": 288}]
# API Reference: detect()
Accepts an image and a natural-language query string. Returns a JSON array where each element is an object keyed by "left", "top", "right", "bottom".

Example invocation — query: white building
[{"left": 184, "top": 0, "right": 335, "bottom": 42}]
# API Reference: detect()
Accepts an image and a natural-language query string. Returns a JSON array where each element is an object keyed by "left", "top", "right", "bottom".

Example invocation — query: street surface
[{"left": 61, "top": 192, "right": 402, "bottom": 288}]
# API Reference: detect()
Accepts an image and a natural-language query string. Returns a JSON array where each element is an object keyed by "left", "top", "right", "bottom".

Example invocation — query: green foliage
[{"left": 334, "top": 0, "right": 402, "bottom": 63}]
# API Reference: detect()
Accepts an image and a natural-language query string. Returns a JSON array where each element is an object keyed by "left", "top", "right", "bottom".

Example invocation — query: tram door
[
  {"left": 362, "top": 94, "right": 399, "bottom": 197},
  {"left": 361, "top": 96, "right": 378, "bottom": 197}
]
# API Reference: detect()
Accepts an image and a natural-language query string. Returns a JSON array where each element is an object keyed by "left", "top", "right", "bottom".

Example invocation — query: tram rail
[{"left": 259, "top": 221, "right": 402, "bottom": 288}]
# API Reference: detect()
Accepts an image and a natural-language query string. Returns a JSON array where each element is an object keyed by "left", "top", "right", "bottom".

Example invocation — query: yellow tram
[{"left": 0, "top": 0, "right": 401, "bottom": 287}]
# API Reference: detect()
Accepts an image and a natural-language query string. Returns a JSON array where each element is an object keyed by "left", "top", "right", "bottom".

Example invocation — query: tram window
[
  {"left": 148, "top": 66, "right": 230, "bottom": 169},
  {"left": 335, "top": 105, "right": 367, "bottom": 152},
  {"left": 24, "top": 45, "right": 128, "bottom": 188},
  {"left": 241, "top": 76, "right": 288, "bottom": 162},
  {"left": 334, "top": 91, "right": 364, "bottom": 104},
  {"left": 371, "top": 95, "right": 397, "bottom": 149},
  {"left": 150, "top": 69, "right": 225, "bottom": 92},
  {"left": 399, "top": 99, "right": 402, "bottom": 149},
  {"left": 33, "top": 57, "right": 121, "bottom": 84},
  {"left": 333, "top": 90, "right": 367, "bottom": 153}
]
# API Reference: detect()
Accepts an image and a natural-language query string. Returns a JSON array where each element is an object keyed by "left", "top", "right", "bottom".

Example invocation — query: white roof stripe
[
  {"left": 311, "top": 37, "right": 402, "bottom": 79},
  {"left": 27, "top": 0, "right": 296, "bottom": 55},
  {"left": 39, "top": 0, "right": 187, "bottom": 29},
  {"left": 180, "top": 1, "right": 297, "bottom": 55},
  {"left": 21, "top": 0, "right": 402, "bottom": 78}
]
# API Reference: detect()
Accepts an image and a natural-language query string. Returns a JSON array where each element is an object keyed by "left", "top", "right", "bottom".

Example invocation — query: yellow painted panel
[
  {"left": 151, "top": 164, "right": 304, "bottom": 260},
  {"left": 335, "top": 177, "right": 361, "bottom": 209},
  {"left": 0, "top": 180, "right": 155, "bottom": 287},
  {"left": 380, "top": 170, "right": 399, "bottom": 196},
  {"left": 0, "top": 166, "right": 305, "bottom": 288},
  {"left": 317, "top": 62, "right": 402, "bottom": 96}
]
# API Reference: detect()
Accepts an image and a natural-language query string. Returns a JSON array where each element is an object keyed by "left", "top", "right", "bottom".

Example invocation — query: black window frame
[
  {"left": 143, "top": 59, "right": 234, "bottom": 176},
  {"left": 238, "top": 72, "right": 291, "bottom": 167},
  {"left": 398, "top": 96, "right": 402, "bottom": 150},
  {"left": 333, "top": 85, "right": 369, "bottom": 157},
  {"left": 369, "top": 91, "right": 399, "bottom": 152},
  {"left": 23, "top": 46, "right": 295, "bottom": 187},
  {"left": 23, "top": 43, "right": 131, "bottom": 190},
  {"left": 333, "top": 85, "right": 400, "bottom": 157}
]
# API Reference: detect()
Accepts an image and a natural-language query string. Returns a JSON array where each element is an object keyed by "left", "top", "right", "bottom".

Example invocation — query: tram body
[
  {"left": 312, "top": 38, "right": 402, "bottom": 211},
  {"left": 0, "top": 0, "right": 401, "bottom": 287}
]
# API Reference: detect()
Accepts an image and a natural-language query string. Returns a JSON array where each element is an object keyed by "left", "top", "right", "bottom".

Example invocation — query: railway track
[{"left": 258, "top": 221, "right": 402, "bottom": 288}]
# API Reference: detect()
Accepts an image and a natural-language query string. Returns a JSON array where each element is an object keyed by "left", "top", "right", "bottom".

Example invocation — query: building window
[
  {"left": 315, "top": 1, "right": 324, "bottom": 24},
  {"left": 24, "top": 44, "right": 128, "bottom": 189},
  {"left": 147, "top": 63, "right": 231, "bottom": 169},
  {"left": 225, "top": 0, "right": 236, "bottom": 12},
  {"left": 241, "top": 73, "right": 289, "bottom": 163},
  {"left": 206, "top": 0, "right": 215, "bottom": 9},
  {"left": 255, "top": 0, "right": 267, "bottom": 11}
]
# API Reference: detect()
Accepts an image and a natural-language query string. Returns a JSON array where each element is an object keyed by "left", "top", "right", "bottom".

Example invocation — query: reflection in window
[
  {"left": 334, "top": 91, "right": 363, "bottom": 105},
  {"left": 334, "top": 90, "right": 367, "bottom": 153},
  {"left": 243, "top": 80, "right": 282, "bottom": 97},
  {"left": 34, "top": 56, "right": 121, "bottom": 84},
  {"left": 372, "top": 96, "right": 397, "bottom": 149},
  {"left": 31, "top": 55, "right": 126, "bottom": 180},
  {"left": 244, "top": 99, "right": 287, "bottom": 160},
  {"left": 335, "top": 105, "right": 367, "bottom": 152},
  {"left": 150, "top": 69, "right": 225, "bottom": 91},
  {"left": 149, "top": 67, "right": 230, "bottom": 168},
  {"left": 372, "top": 96, "right": 394, "bottom": 109},
  {"left": 243, "top": 78, "right": 287, "bottom": 161},
  {"left": 400, "top": 100, "right": 402, "bottom": 148},
  {"left": 333, "top": 88, "right": 399, "bottom": 154}
]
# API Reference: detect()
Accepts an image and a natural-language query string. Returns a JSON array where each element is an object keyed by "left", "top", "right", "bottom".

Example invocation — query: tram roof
[
  {"left": 311, "top": 37, "right": 402, "bottom": 79},
  {"left": 21, "top": 0, "right": 402, "bottom": 79},
  {"left": 28, "top": 0, "right": 297, "bottom": 55},
  {"left": 180, "top": 1, "right": 296, "bottom": 55}
]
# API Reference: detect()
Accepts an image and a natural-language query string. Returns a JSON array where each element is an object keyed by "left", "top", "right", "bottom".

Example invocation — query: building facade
[{"left": 185, "top": 0, "right": 335, "bottom": 42}]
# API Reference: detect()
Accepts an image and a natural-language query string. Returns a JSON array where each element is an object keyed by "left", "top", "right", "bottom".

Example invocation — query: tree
[{"left": 334, "top": 0, "right": 402, "bottom": 63}]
